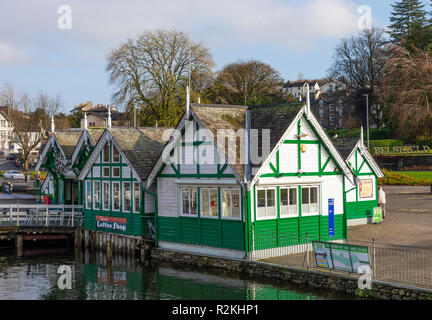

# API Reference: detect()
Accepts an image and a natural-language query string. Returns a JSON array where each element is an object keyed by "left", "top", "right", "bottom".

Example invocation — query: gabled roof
[
  {"left": 332, "top": 138, "right": 359, "bottom": 159},
  {"left": 146, "top": 102, "right": 353, "bottom": 188},
  {"left": 78, "top": 127, "right": 169, "bottom": 182},
  {"left": 35, "top": 129, "right": 82, "bottom": 171},
  {"left": 70, "top": 128, "right": 104, "bottom": 169},
  {"left": 333, "top": 137, "right": 384, "bottom": 178}
]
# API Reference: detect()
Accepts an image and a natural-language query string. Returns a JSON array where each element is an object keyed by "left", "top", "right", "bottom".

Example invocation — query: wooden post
[
  {"left": 15, "top": 234, "right": 23, "bottom": 257},
  {"left": 84, "top": 230, "right": 89, "bottom": 249}
]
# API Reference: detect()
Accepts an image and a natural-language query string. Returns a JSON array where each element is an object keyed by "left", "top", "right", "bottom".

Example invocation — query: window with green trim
[
  {"left": 180, "top": 187, "right": 198, "bottom": 216},
  {"left": 103, "top": 143, "right": 110, "bottom": 163},
  {"left": 112, "top": 145, "right": 120, "bottom": 163},
  {"left": 112, "top": 182, "right": 120, "bottom": 211},
  {"left": 102, "top": 181, "right": 110, "bottom": 210},
  {"left": 133, "top": 182, "right": 140, "bottom": 213},
  {"left": 112, "top": 167, "right": 120, "bottom": 178},
  {"left": 301, "top": 186, "right": 319, "bottom": 215},
  {"left": 280, "top": 187, "right": 298, "bottom": 217},
  {"left": 201, "top": 188, "right": 218, "bottom": 218},
  {"left": 222, "top": 188, "right": 241, "bottom": 219},
  {"left": 123, "top": 182, "right": 131, "bottom": 212},
  {"left": 257, "top": 188, "right": 276, "bottom": 219},
  {"left": 93, "top": 181, "right": 101, "bottom": 210},
  {"left": 85, "top": 181, "right": 91, "bottom": 209}
]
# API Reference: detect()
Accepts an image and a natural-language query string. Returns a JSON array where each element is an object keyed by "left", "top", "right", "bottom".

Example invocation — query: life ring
[{"left": 42, "top": 196, "right": 51, "bottom": 205}]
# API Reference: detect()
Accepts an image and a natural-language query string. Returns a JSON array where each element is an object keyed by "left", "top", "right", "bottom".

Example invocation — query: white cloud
[
  {"left": 0, "top": 0, "right": 361, "bottom": 53},
  {"left": 0, "top": 42, "right": 31, "bottom": 66}
]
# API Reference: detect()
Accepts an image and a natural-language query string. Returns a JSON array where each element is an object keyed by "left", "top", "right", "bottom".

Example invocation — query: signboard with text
[
  {"left": 312, "top": 241, "right": 370, "bottom": 274},
  {"left": 328, "top": 198, "right": 334, "bottom": 237},
  {"left": 96, "top": 216, "right": 127, "bottom": 233},
  {"left": 373, "top": 207, "right": 382, "bottom": 223}
]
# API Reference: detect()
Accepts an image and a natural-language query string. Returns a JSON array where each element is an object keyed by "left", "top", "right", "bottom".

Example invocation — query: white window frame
[
  {"left": 279, "top": 187, "right": 299, "bottom": 218},
  {"left": 93, "top": 181, "right": 101, "bottom": 210},
  {"left": 112, "top": 145, "right": 120, "bottom": 163},
  {"left": 222, "top": 188, "right": 242, "bottom": 220},
  {"left": 256, "top": 187, "right": 277, "bottom": 220},
  {"left": 102, "top": 181, "right": 110, "bottom": 211},
  {"left": 102, "top": 166, "right": 110, "bottom": 178},
  {"left": 179, "top": 186, "right": 198, "bottom": 217},
  {"left": 300, "top": 185, "right": 320, "bottom": 217},
  {"left": 133, "top": 182, "right": 140, "bottom": 213},
  {"left": 112, "top": 166, "right": 120, "bottom": 178},
  {"left": 103, "top": 142, "right": 110, "bottom": 163},
  {"left": 122, "top": 181, "right": 132, "bottom": 213},
  {"left": 200, "top": 187, "right": 219, "bottom": 219},
  {"left": 85, "top": 180, "right": 92, "bottom": 209},
  {"left": 112, "top": 181, "right": 120, "bottom": 211}
]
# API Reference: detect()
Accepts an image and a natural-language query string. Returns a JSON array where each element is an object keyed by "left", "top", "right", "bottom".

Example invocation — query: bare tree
[
  {"left": 208, "top": 59, "right": 284, "bottom": 105},
  {"left": 328, "top": 28, "right": 389, "bottom": 129},
  {"left": 106, "top": 29, "right": 215, "bottom": 127},
  {"left": 382, "top": 44, "right": 432, "bottom": 138}
]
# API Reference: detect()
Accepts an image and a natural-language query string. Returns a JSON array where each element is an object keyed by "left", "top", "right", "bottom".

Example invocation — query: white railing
[{"left": 0, "top": 204, "right": 83, "bottom": 227}]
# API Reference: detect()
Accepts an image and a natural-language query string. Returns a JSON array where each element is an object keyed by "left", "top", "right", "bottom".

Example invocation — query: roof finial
[
  {"left": 107, "top": 105, "right": 112, "bottom": 130},
  {"left": 186, "top": 85, "right": 190, "bottom": 119},
  {"left": 50, "top": 116, "right": 55, "bottom": 133},
  {"left": 84, "top": 112, "right": 88, "bottom": 130},
  {"left": 306, "top": 83, "right": 311, "bottom": 118},
  {"left": 360, "top": 126, "right": 364, "bottom": 146}
]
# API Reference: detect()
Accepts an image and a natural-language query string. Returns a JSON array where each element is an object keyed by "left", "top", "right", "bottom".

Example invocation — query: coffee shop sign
[{"left": 372, "top": 145, "right": 431, "bottom": 155}]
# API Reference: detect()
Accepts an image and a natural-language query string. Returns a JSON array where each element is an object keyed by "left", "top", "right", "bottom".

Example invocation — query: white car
[{"left": 3, "top": 170, "right": 25, "bottom": 180}]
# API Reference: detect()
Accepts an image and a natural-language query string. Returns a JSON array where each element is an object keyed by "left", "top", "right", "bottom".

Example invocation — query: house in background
[
  {"left": 283, "top": 80, "right": 322, "bottom": 100},
  {"left": 79, "top": 105, "right": 127, "bottom": 129}
]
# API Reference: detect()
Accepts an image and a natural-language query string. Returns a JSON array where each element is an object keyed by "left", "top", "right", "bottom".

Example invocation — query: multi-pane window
[
  {"left": 112, "top": 146, "right": 120, "bottom": 162},
  {"left": 301, "top": 186, "right": 319, "bottom": 215},
  {"left": 112, "top": 182, "right": 120, "bottom": 211},
  {"left": 112, "top": 167, "right": 120, "bottom": 177},
  {"left": 133, "top": 182, "right": 140, "bottom": 213},
  {"left": 180, "top": 187, "right": 198, "bottom": 215},
  {"left": 123, "top": 182, "right": 131, "bottom": 212},
  {"left": 103, "top": 182, "right": 110, "bottom": 210},
  {"left": 257, "top": 188, "right": 276, "bottom": 218},
  {"left": 93, "top": 181, "right": 101, "bottom": 209},
  {"left": 222, "top": 188, "right": 241, "bottom": 219},
  {"left": 103, "top": 143, "right": 110, "bottom": 162},
  {"left": 201, "top": 188, "right": 218, "bottom": 217},
  {"left": 280, "top": 187, "right": 298, "bottom": 217},
  {"left": 85, "top": 181, "right": 91, "bottom": 209}
]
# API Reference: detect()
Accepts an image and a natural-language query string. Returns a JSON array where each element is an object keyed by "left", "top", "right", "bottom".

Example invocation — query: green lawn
[{"left": 379, "top": 170, "right": 432, "bottom": 186}]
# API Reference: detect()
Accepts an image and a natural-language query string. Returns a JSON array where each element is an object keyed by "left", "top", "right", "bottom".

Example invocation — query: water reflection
[{"left": 0, "top": 248, "right": 350, "bottom": 300}]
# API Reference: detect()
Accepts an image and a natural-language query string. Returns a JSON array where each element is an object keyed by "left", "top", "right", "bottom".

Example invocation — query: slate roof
[
  {"left": 190, "top": 103, "right": 303, "bottom": 180},
  {"left": 87, "top": 128, "right": 104, "bottom": 145},
  {"left": 109, "top": 127, "right": 169, "bottom": 180},
  {"left": 54, "top": 130, "right": 83, "bottom": 159},
  {"left": 332, "top": 138, "right": 359, "bottom": 160}
]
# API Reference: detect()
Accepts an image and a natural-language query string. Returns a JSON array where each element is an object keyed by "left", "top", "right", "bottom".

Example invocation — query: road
[{"left": 0, "top": 158, "right": 18, "bottom": 171}]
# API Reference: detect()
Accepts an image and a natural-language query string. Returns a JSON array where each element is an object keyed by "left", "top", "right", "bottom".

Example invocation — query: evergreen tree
[{"left": 389, "top": 0, "right": 428, "bottom": 46}]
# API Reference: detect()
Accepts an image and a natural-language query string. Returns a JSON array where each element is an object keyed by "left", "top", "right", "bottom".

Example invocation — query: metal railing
[
  {"left": 251, "top": 229, "right": 432, "bottom": 289},
  {"left": 0, "top": 204, "right": 84, "bottom": 227}
]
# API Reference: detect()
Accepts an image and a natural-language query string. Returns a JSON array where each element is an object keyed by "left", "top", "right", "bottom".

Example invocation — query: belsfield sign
[
  {"left": 96, "top": 216, "right": 127, "bottom": 232},
  {"left": 372, "top": 145, "right": 431, "bottom": 156}
]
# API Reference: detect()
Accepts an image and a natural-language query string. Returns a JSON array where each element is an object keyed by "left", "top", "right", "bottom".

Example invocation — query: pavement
[
  {"left": 348, "top": 186, "right": 432, "bottom": 248},
  {"left": 0, "top": 159, "right": 18, "bottom": 171}
]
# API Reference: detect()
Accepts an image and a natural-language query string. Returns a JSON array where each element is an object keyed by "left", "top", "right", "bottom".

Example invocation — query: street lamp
[{"left": 362, "top": 94, "right": 370, "bottom": 149}]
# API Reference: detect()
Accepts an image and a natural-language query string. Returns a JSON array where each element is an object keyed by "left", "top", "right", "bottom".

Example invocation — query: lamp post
[{"left": 362, "top": 94, "right": 370, "bottom": 149}]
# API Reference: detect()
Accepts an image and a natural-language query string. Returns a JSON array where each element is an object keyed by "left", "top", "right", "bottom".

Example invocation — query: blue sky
[{"left": 0, "top": 0, "right": 428, "bottom": 113}]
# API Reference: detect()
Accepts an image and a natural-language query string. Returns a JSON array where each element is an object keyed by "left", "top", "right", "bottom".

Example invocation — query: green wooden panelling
[
  {"left": 346, "top": 200, "right": 377, "bottom": 220},
  {"left": 157, "top": 216, "right": 245, "bottom": 251}
]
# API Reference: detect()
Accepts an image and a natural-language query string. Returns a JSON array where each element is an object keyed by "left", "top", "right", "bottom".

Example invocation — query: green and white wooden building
[
  {"left": 35, "top": 121, "right": 83, "bottom": 204},
  {"left": 77, "top": 127, "right": 167, "bottom": 238},
  {"left": 333, "top": 130, "right": 384, "bottom": 226},
  {"left": 145, "top": 93, "right": 357, "bottom": 259}
]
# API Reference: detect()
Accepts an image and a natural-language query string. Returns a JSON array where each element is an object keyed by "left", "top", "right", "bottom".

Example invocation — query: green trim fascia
[{"left": 260, "top": 171, "right": 342, "bottom": 178}]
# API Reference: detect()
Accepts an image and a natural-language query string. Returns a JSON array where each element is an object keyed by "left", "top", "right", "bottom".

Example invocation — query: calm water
[{"left": 0, "top": 247, "right": 353, "bottom": 300}]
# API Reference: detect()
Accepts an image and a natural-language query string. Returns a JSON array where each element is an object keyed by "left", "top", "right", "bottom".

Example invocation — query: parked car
[
  {"left": 6, "top": 153, "right": 15, "bottom": 160},
  {"left": 3, "top": 170, "right": 25, "bottom": 180}
]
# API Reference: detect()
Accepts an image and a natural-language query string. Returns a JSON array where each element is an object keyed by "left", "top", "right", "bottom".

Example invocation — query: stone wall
[{"left": 152, "top": 248, "right": 432, "bottom": 300}]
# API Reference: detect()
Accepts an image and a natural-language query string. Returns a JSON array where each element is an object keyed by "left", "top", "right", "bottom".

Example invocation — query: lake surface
[{"left": 0, "top": 248, "right": 354, "bottom": 300}]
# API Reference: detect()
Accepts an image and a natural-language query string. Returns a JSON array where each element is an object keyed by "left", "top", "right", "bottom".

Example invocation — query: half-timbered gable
[
  {"left": 78, "top": 128, "right": 167, "bottom": 238},
  {"left": 147, "top": 102, "right": 354, "bottom": 259},
  {"left": 35, "top": 130, "right": 82, "bottom": 204},
  {"left": 334, "top": 136, "right": 384, "bottom": 225}
]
